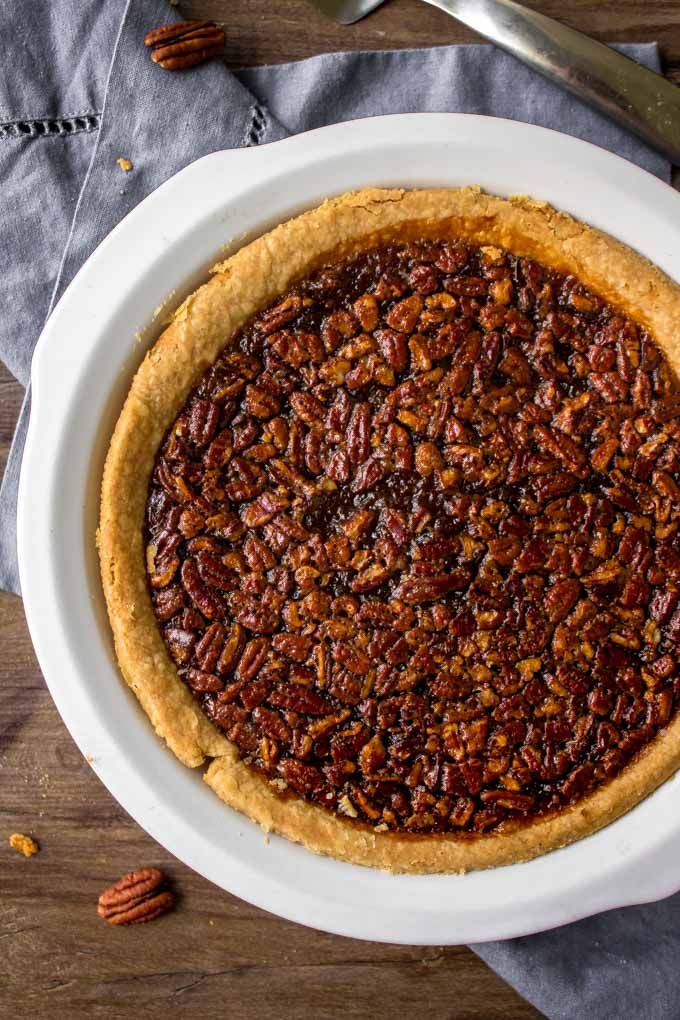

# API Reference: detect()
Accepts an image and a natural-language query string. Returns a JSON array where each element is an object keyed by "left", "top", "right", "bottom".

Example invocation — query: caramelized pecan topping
[{"left": 146, "top": 239, "right": 680, "bottom": 835}]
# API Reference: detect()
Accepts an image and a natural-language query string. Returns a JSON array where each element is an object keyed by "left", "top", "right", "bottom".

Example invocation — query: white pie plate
[{"left": 17, "top": 113, "right": 680, "bottom": 945}]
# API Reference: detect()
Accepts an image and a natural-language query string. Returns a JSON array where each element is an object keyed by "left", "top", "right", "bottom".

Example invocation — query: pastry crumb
[
  {"left": 338, "top": 795, "right": 358, "bottom": 819},
  {"left": 480, "top": 245, "right": 504, "bottom": 263},
  {"left": 9, "top": 833, "right": 39, "bottom": 857},
  {"left": 146, "top": 543, "right": 157, "bottom": 574},
  {"left": 116, "top": 157, "right": 133, "bottom": 173}
]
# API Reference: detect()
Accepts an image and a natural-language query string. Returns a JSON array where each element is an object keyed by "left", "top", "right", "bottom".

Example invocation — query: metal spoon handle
[{"left": 424, "top": 0, "right": 680, "bottom": 164}]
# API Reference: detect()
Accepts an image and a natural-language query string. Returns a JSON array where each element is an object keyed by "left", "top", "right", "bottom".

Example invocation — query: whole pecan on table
[
  {"left": 98, "top": 868, "right": 175, "bottom": 925},
  {"left": 144, "top": 20, "right": 225, "bottom": 70}
]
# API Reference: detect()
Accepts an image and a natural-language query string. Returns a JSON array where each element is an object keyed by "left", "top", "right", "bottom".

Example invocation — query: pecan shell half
[
  {"left": 97, "top": 868, "right": 174, "bottom": 925},
  {"left": 144, "top": 20, "right": 225, "bottom": 71}
]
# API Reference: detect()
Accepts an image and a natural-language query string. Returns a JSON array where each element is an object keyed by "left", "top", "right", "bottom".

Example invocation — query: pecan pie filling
[{"left": 145, "top": 239, "right": 680, "bottom": 836}]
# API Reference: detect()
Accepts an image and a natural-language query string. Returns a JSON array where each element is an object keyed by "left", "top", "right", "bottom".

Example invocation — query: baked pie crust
[{"left": 99, "top": 188, "right": 680, "bottom": 872}]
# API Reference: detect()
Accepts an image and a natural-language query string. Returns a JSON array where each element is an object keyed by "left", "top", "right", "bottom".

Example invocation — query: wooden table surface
[{"left": 3, "top": 2, "right": 679, "bottom": 1016}]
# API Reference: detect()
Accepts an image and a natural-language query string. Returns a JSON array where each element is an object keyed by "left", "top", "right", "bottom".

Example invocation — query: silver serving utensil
[
  {"left": 316, "top": 0, "right": 383, "bottom": 23},
  {"left": 311, "top": 0, "right": 680, "bottom": 164}
]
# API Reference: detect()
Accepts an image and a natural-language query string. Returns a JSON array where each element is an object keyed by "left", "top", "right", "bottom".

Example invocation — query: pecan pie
[{"left": 99, "top": 188, "right": 680, "bottom": 872}]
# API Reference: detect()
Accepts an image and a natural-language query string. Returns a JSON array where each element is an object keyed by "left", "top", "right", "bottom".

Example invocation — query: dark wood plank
[
  {"left": 179, "top": 0, "right": 680, "bottom": 72},
  {"left": 0, "top": 363, "right": 23, "bottom": 482},
  {"left": 3, "top": 3, "right": 678, "bottom": 1017}
]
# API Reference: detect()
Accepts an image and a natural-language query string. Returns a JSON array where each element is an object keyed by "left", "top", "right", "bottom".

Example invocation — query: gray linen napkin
[{"left": 0, "top": 2, "right": 676, "bottom": 1016}]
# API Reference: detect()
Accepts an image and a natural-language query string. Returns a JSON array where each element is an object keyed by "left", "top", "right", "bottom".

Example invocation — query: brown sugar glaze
[{"left": 145, "top": 238, "right": 680, "bottom": 835}]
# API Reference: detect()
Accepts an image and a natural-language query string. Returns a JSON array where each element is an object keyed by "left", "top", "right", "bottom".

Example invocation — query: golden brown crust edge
[{"left": 99, "top": 186, "right": 680, "bottom": 869}]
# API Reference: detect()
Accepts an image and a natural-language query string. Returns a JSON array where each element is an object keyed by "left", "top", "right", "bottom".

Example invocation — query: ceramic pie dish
[{"left": 18, "top": 114, "right": 680, "bottom": 941}]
